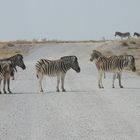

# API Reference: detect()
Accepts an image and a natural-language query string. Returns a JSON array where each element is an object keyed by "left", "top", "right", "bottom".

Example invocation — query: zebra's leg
[
  {"left": 98, "top": 72, "right": 101, "bottom": 88},
  {"left": 56, "top": 75, "right": 60, "bottom": 92},
  {"left": 100, "top": 72, "right": 104, "bottom": 88},
  {"left": 11, "top": 70, "right": 15, "bottom": 80},
  {"left": 118, "top": 73, "right": 123, "bottom": 88},
  {"left": 38, "top": 72, "right": 44, "bottom": 92},
  {"left": 61, "top": 73, "right": 66, "bottom": 92},
  {"left": 7, "top": 78, "right": 12, "bottom": 93},
  {"left": 0, "top": 80, "right": 2, "bottom": 94},
  {"left": 12, "top": 75, "right": 14, "bottom": 80},
  {"left": 104, "top": 72, "right": 106, "bottom": 79},
  {"left": 98, "top": 71, "right": 104, "bottom": 88},
  {"left": 112, "top": 73, "right": 116, "bottom": 88},
  {"left": 3, "top": 78, "right": 7, "bottom": 94}
]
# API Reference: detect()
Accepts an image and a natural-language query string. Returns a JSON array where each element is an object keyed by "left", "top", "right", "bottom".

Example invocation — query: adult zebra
[
  {"left": 115, "top": 32, "right": 131, "bottom": 39},
  {"left": 0, "top": 61, "right": 15, "bottom": 93},
  {"left": 133, "top": 32, "right": 140, "bottom": 37},
  {"left": 0, "top": 54, "right": 26, "bottom": 93},
  {"left": 90, "top": 50, "right": 136, "bottom": 88},
  {"left": 35, "top": 56, "right": 80, "bottom": 92},
  {"left": 0, "top": 54, "right": 26, "bottom": 80},
  {"left": 90, "top": 50, "right": 124, "bottom": 79}
]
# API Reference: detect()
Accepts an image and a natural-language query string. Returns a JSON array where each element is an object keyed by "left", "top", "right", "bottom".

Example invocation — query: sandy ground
[{"left": 0, "top": 43, "right": 140, "bottom": 140}]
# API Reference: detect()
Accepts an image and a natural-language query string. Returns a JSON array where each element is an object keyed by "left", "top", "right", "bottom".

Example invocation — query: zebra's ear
[
  {"left": 92, "top": 50, "right": 96, "bottom": 53},
  {"left": 74, "top": 56, "right": 78, "bottom": 61}
]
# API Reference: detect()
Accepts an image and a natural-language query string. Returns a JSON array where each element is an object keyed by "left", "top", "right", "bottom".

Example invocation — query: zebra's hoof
[
  {"left": 0, "top": 92, "right": 2, "bottom": 94},
  {"left": 40, "top": 90, "right": 43, "bottom": 92},
  {"left": 120, "top": 86, "right": 123, "bottom": 88},
  {"left": 56, "top": 89, "right": 60, "bottom": 92},
  {"left": 4, "top": 91, "right": 7, "bottom": 94},
  {"left": 62, "top": 89, "right": 66, "bottom": 92},
  {"left": 9, "top": 91, "right": 12, "bottom": 93}
]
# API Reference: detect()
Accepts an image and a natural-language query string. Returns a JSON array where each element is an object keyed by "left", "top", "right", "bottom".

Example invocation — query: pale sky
[{"left": 0, "top": 0, "right": 140, "bottom": 41}]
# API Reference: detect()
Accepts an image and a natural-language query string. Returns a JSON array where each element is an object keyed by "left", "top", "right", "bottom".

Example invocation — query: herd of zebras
[
  {"left": 115, "top": 31, "right": 140, "bottom": 39},
  {"left": 0, "top": 49, "right": 136, "bottom": 93}
]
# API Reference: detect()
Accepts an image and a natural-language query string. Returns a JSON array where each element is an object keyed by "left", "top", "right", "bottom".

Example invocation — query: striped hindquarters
[{"left": 0, "top": 61, "right": 13, "bottom": 79}]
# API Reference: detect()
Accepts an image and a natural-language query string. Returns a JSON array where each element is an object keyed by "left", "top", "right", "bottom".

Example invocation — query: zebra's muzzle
[
  {"left": 76, "top": 67, "right": 80, "bottom": 73},
  {"left": 22, "top": 65, "right": 26, "bottom": 70},
  {"left": 90, "top": 58, "right": 93, "bottom": 62},
  {"left": 132, "top": 66, "right": 136, "bottom": 72}
]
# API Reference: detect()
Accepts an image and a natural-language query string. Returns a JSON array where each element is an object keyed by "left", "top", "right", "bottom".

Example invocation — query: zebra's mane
[
  {"left": 60, "top": 56, "right": 77, "bottom": 61},
  {"left": 92, "top": 50, "right": 103, "bottom": 56}
]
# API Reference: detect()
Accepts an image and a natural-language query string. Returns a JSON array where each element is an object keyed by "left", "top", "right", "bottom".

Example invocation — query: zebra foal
[
  {"left": 90, "top": 50, "right": 136, "bottom": 88},
  {"left": 35, "top": 56, "right": 80, "bottom": 92}
]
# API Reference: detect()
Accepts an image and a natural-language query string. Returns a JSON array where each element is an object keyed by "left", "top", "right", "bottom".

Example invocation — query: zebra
[
  {"left": 90, "top": 50, "right": 124, "bottom": 79},
  {"left": 133, "top": 32, "right": 140, "bottom": 37},
  {"left": 115, "top": 32, "right": 131, "bottom": 39},
  {"left": 0, "top": 54, "right": 26, "bottom": 80},
  {"left": 35, "top": 56, "right": 80, "bottom": 92},
  {"left": 0, "top": 54, "right": 26, "bottom": 93},
  {"left": 0, "top": 61, "right": 15, "bottom": 93},
  {"left": 90, "top": 50, "right": 136, "bottom": 88}
]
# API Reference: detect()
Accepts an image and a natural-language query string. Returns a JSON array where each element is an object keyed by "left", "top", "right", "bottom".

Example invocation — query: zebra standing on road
[
  {"left": 115, "top": 32, "right": 131, "bottom": 39},
  {"left": 35, "top": 56, "right": 80, "bottom": 92},
  {"left": 90, "top": 50, "right": 136, "bottom": 88},
  {"left": 133, "top": 32, "right": 140, "bottom": 37},
  {"left": 0, "top": 54, "right": 26, "bottom": 93}
]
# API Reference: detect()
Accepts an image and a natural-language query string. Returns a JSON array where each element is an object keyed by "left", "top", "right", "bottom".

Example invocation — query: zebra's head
[
  {"left": 127, "top": 32, "right": 131, "bottom": 38},
  {"left": 90, "top": 50, "right": 102, "bottom": 61},
  {"left": 13, "top": 54, "right": 26, "bottom": 70},
  {"left": 61, "top": 56, "right": 80, "bottom": 73},
  {"left": 133, "top": 32, "right": 136, "bottom": 36},
  {"left": 129, "top": 56, "right": 136, "bottom": 72},
  {"left": 123, "top": 55, "right": 136, "bottom": 72}
]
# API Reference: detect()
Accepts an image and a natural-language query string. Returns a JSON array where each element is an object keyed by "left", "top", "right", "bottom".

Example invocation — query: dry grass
[
  {"left": 0, "top": 41, "right": 28, "bottom": 59},
  {"left": 121, "top": 41, "right": 129, "bottom": 46},
  {"left": 0, "top": 52, "right": 18, "bottom": 59}
]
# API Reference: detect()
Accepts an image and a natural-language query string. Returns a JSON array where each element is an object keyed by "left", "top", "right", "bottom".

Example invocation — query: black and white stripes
[
  {"left": 0, "top": 61, "right": 14, "bottom": 93},
  {"left": 35, "top": 56, "right": 80, "bottom": 92},
  {"left": 115, "top": 32, "right": 130, "bottom": 39},
  {"left": 0, "top": 54, "right": 26, "bottom": 94},
  {"left": 90, "top": 50, "right": 136, "bottom": 88}
]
